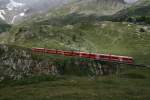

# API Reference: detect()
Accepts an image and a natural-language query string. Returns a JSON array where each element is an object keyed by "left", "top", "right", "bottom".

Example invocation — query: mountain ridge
[
  {"left": 0, "top": 0, "right": 71, "bottom": 24},
  {"left": 0, "top": 0, "right": 128, "bottom": 24},
  {"left": 48, "top": 0, "right": 127, "bottom": 17},
  {"left": 112, "top": 0, "right": 150, "bottom": 23}
]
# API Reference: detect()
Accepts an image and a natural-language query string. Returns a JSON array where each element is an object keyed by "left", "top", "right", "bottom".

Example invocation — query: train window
[
  {"left": 64, "top": 51, "right": 73, "bottom": 56},
  {"left": 73, "top": 52, "right": 80, "bottom": 56},
  {"left": 111, "top": 56, "right": 120, "bottom": 61},
  {"left": 128, "top": 59, "right": 134, "bottom": 63},
  {"left": 111, "top": 57, "right": 119, "bottom": 59},
  {"left": 56, "top": 50, "right": 64, "bottom": 54},
  {"left": 100, "top": 55, "right": 110, "bottom": 60},
  {"left": 89, "top": 54, "right": 97, "bottom": 59},
  {"left": 122, "top": 58, "right": 133, "bottom": 63},
  {"left": 34, "top": 49, "right": 44, "bottom": 52},
  {"left": 122, "top": 58, "right": 129, "bottom": 61},
  {"left": 47, "top": 50, "right": 57, "bottom": 54},
  {"left": 80, "top": 53, "right": 89, "bottom": 58}
]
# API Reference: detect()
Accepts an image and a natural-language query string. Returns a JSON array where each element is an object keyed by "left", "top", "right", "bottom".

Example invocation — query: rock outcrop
[{"left": 0, "top": 44, "right": 58, "bottom": 81}]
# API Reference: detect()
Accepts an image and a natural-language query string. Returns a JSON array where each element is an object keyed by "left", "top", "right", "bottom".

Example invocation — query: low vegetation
[
  {"left": 7, "top": 19, "right": 150, "bottom": 65},
  {"left": 0, "top": 67, "right": 150, "bottom": 100}
]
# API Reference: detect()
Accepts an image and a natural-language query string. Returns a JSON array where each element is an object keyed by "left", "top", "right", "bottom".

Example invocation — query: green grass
[
  {"left": 3, "top": 0, "right": 150, "bottom": 66},
  {"left": 0, "top": 1, "right": 150, "bottom": 99},
  {"left": 0, "top": 67, "right": 150, "bottom": 100},
  {"left": 7, "top": 20, "right": 150, "bottom": 65},
  {"left": 112, "top": 0, "right": 150, "bottom": 24},
  {"left": 0, "top": 75, "right": 63, "bottom": 88}
]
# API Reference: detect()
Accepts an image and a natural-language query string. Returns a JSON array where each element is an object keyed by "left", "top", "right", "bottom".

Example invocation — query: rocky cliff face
[
  {"left": 0, "top": 44, "right": 118, "bottom": 81},
  {"left": 48, "top": 0, "right": 127, "bottom": 17},
  {"left": 0, "top": 0, "right": 127, "bottom": 24},
  {"left": 0, "top": 0, "right": 70, "bottom": 24},
  {"left": 0, "top": 44, "right": 58, "bottom": 81},
  {"left": 0, "top": 20, "right": 10, "bottom": 33}
]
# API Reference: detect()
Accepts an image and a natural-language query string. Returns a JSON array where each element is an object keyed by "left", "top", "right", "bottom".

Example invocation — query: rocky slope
[
  {"left": 0, "top": 44, "right": 117, "bottom": 80},
  {"left": 112, "top": 0, "right": 150, "bottom": 23},
  {"left": 0, "top": 44, "right": 58, "bottom": 80},
  {"left": 0, "top": 0, "right": 150, "bottom": 80},
  {"left": 47, "top": 0, "right": 127, "bottom": 18},
  {"left": 0, "top": 0, "right": 128, "bottom": 24},
  {"left": 0, "top": 20, "right": 11, "bottom": 33},
  {"left": 0, "top": 0, "right": 149, "bottom": 63},
  {"left": 0, "top": 0, "right": 71, "bottom": 24},
  {"left": 7, "top": 18, "right": 150, "bottom": 65}
]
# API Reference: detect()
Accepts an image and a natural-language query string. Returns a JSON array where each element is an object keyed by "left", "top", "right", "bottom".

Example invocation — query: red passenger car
[
  {"left": 46, "top": 49, "right": 57, "bottom": 54},
  {"left": 79, "top": 52, "right": 90, "bottom": 58},
  {"left": 121, "top": 57, "right": 134, "bottom": 64},
  {"left": 56, "top": 50, "right": 64, "bottom": 55},
  {"left": 110, "top": 55, "right": 121, "bottom": 62},
  {"left": 99, "top": 54, "right": 110, "bottom": 61},
  {"left": 32, "top": 48, "right": 134, "bottom": 64},
  {"left": 32, "top": 48, "right": 45, "bottom": 53},
  {"left": 89, "top": 53, "right": 99, "bottom": 60},
  {"left": 63, "top": 51, "right": 74, "bottom": 56},
  {"left": 72, "top": 51, "right": 80, "bottom": 56}
]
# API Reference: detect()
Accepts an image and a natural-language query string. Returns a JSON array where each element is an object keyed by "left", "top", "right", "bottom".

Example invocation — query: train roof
[{"left": 32, "top": 48, "right": 133, "bottom": 59}]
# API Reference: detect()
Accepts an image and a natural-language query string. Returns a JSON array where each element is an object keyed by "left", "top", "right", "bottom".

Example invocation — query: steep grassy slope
[
  {"left": 112, "top": 0, "right": 150, "bottom": 23},
  {"left": 8, "top": 15, "right": 150, "bottom": 65},
  {"left": 116, "top": 0, "right": 150, "bottom": 16},
  {"left": 0, "top": 1, "right": 150, "bottom": 99},
  {"left": 1, "top": 0, "right": 150, "bottom": 65},
  {"left": 47, "top": 0, "right": 126, "bottom": 17}
]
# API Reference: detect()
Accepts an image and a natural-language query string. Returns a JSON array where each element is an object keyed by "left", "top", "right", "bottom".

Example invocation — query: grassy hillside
[
  {"left": 112, "top": 0, "right": 150, "bottom": 24},
  {"left": 0, "top": 1, "right": 149, "bottom": 66},
  {"left": 0, "top": 67, "right": 150, "bottom": 100},
  {"left": 7, "top": 14, "right": 150, "bottom": 65},
  {"left": 46, "top": 0, "right": 126, "bottom": 18},
  {"left": 0, "top": 1, "right": 150, "bottom": 99},
  {"left": 116, "top": 0, "right": 150, "bottom": 16},
  {"left": 5, "top": 1, "right": 150, "bottom": 66}
]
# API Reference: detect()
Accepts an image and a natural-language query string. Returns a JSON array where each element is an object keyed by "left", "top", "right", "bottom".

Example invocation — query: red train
[{"left": 32, "top": 48, "right": 134, "bottom": 64}]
